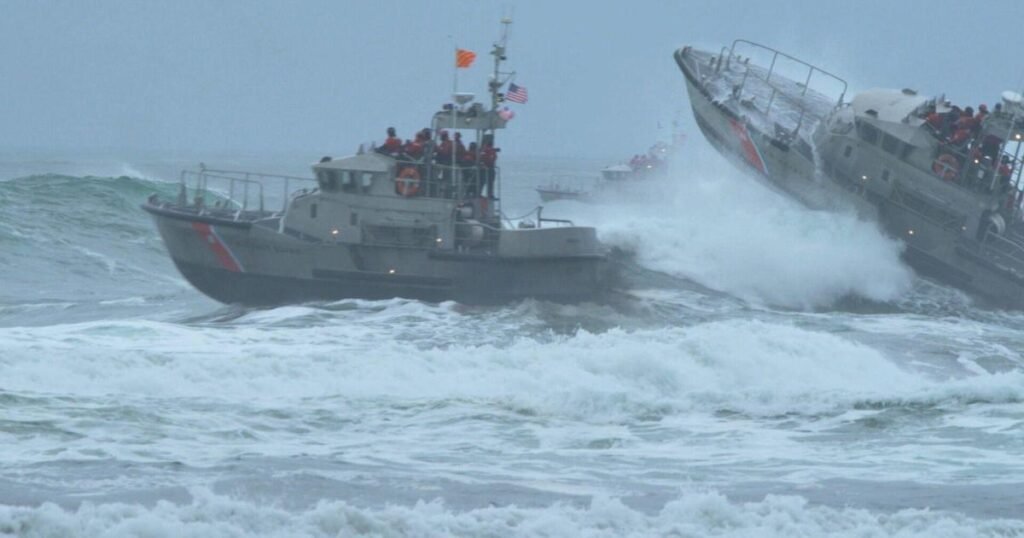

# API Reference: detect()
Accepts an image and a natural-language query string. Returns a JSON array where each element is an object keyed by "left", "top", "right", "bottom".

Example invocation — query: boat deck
[{"left": 686, "top": 47, "right": 842, "bottom": 145}]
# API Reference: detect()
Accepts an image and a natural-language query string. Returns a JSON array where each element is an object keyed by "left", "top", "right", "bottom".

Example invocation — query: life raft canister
[
  {"left": 395, "top": 166, "right": 421, "bottom": 196},
  {"left": 932, "top": 153, "right": 960, "bottom": 182}
]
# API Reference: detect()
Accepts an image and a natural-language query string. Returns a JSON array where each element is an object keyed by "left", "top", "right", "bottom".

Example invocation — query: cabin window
[
  {"left": 900, "top": 144, "right": 914, "bottom": 160},
  {"left": 340, "top": 171, "right": 357, "bottom": 192},
  {"left": 317, "top": 170, "right": 334, "bottom": 191},
  {"left": 350, "top": 212, "right": 358, "bottom": 225},
  {"left": 843, "top": 145, "right": 853, "bottom": 158},
  {"left": 360, "top": 172, "right": 375, "bottom": 190},
  {"left": 881, "top": 134, "right": 900, "bottom": 155},
  {"left": 857, "top": 120, "right": 879, "bottom": 145},
  {"left": 881, "top": 169, "right": 891, "bottom": 182},
  {"left": 310, "top": 203, "right": 317, "bottom": 219}
]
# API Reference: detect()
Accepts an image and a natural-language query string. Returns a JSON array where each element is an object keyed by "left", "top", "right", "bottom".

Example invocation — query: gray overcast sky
[{"left": 3, "top": 0, "right": 1024, "bottom": 159}]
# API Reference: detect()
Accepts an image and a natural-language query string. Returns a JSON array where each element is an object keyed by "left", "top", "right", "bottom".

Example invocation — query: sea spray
[{"left": 554, "top": 151, "right": 914, "bottom": 308}]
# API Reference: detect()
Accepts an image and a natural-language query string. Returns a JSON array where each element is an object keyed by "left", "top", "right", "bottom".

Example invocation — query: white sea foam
[
  {"left": 3, "top": 304, "right": 1022, "bottom": 485},
  {"left": 555, "top": 150, "right": 914, "bottom": 309},
  {"left": 75, "top": 162, "right": 167, "bottom": 182},
  {"left": 0, "top": 488, "right": 1019, "bottom": 538},
  {"left": 1, "top": 315, "right": 1017, "bottom": 418}
]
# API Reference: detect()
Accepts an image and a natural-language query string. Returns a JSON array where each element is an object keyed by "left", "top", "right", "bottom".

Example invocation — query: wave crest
[{"left": 1, "top": 487, "right": 1019, "bottom": 537}]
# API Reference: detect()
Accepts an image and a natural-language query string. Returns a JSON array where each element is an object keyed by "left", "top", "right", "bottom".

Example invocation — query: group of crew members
[
  {"left": 627, "top": 142, "right": 672, "bottom": 175},
  {"left": 923, "top": 102, "right": 1016, "bottom": 194},
  {"left": 376, "top": 127, "right": 499, "bottom": 198},
  {"left": 628, "top": 153, "right": 666, "bottom": 174}
]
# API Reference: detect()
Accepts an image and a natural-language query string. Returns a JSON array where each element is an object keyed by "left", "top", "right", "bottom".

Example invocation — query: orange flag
[{"left": 455, "top": 48, "right": 477, "bottom": 69}]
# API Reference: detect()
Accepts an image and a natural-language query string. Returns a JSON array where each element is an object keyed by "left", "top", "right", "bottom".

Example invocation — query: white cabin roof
[
  {"left": 851, "top": 89, "right": 943, "bottom": 146},
  {"left": 313, "top": 152, "right": 392, "bottom": 173},
  {"left": 851, "top": 89, "right": 929, "bottom": 124}
]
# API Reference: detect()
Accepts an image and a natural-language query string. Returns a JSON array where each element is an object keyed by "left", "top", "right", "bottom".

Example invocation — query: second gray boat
[{"left": 677, "top": 40, "right": 1024, "bottom": 308}]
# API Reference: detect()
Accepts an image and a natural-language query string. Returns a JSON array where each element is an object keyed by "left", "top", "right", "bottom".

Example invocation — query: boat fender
[
  {"left": 975, "top": 210, "right": 1006, "bottom": 242},
  {"left": 395, "top": 166, "right": 421, "bottom": 197},
  {"left": 932, "top": 153, "right": 960, "bottom": 182},
  {"left": 457, "top": 204, "right": 473, "bottom": 219},
  {"left": 457, "top": 219, "right": 485, "bottom": 246},
  {"left": 987, "top": 212, "right": 1006, "bottom": 235}
]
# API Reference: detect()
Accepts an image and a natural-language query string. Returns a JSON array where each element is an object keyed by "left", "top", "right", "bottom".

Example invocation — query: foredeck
[{"left": 685, "top": 41, "right": 846, "bottom": 145}]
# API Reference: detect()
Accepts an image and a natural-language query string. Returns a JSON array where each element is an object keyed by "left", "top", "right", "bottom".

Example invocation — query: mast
[{"left": 489, "top": 17, "right": 513, "bottom": 112}]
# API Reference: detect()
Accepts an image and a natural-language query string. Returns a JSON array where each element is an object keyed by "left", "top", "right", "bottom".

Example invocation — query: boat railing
[
  {"left": 392, "top": 159, "right": 502, "bottom": 207},
  {"left": 178, "top": 165, "right": 317, "bottom": 218},
  {"left": 981, "top": 228, "right": 1024, "bottom": 270},
  {"left": 723, "top": 39, "right": 848, "bottom": 136},
  {"left": 453, "top": 219, "right": 500, "bottom": 252},
  {"left": 537, "top": 205, "right": 574, "bottom": 227},
  {"left": 924, "top": 137, "right": 1023, "bottom": 209},
  {"left": 539, "top": 174, "right": 592, "bottom": 194},
  {"left": 501, "top": 206, "right": 575, "bottom": 229}
]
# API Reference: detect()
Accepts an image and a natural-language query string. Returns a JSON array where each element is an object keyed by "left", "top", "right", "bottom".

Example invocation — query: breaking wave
[
  {"left": 0, "top": 175, "right": 185, "bottom": 316},
  {"left": 1, "top": 488, "right": 1020, "bottom": 538},
  {"left": 554, "top": 151, "right": 915, "bottom": 309},
  {"left": 3, "top": 312, "right": 1019, "bottom": 420}
]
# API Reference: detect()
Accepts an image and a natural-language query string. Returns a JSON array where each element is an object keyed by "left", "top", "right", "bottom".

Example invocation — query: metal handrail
[
  {"left": 982, "top": 230, "right": 1024, "bottom": 269},
  {"left": 729, "top": 39, "right": 848, "bottom": 106},
  {"left": 392, "top": 161, "right": 502, "bottom": 205},
  {"left": 178, "top": 166, "right": 318, "bottom": 216},
  {"left": 726, "top": 39, "right": 848, "bottom": 135},
  {"left": 203, "top": 166, "right": 317, "bottom": 213},
  {"left": 180, "top": 170, "right": 265, "bottom": 214},
  {"left": 536, "top": 206, "right": 574, "bottom": 227}
]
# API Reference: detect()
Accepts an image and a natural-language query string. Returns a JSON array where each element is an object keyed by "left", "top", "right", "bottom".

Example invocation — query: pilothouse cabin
[{"left": 816, "top": 88, "right": 1024, "bottom": 240}]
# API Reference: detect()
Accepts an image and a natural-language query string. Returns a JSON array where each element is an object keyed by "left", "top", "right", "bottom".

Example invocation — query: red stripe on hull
[
  {"left": 728, "top": 118, "right": 768, "bottom": 175},
  {"left": 191, "top": 221, "right": 243, "bottom": 272}
]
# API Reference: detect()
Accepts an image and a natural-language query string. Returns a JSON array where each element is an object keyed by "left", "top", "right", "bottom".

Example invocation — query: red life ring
[
  {"left": 395, "top": 166, "right": 421, "bottom": 196},
  {"left": 932, "top": 153, "right": 960, "bottom": 182}
]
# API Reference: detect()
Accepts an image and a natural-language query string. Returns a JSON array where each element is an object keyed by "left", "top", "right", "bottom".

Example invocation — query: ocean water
[{"left": 1, "top": 149, "right": 1023, "bottom": 537}]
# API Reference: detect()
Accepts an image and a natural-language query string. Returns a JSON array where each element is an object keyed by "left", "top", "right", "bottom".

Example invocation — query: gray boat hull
[
  {"left": 676, "top": 46, "right": 1024, "bottom": 308},
  {"left": 145, "top": 204, "right": 610, "bottom": 306}
]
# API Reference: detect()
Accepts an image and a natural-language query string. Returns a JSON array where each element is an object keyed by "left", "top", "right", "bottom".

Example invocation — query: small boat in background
[{"left": 535, "top": 138, "right": 683, "bottom": 203}]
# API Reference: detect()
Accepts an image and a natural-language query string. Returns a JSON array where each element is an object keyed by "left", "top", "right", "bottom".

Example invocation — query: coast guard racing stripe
[
  {"left": 191, "top": 222, "right": 244, "bottom": 272},
  {"left": 728, "top": 118, "right": 769, "bottom": 176}
]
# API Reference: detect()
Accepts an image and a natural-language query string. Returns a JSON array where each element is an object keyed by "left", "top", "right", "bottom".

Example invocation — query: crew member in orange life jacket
[
  {"left": 460, "top": 141, "right": 478, "bottom": 196},
  {"left": 948, "top": 127, "right": 970, "bottom": 149},
  {"left": 453, "top": 132, "right": 467, "bottom": 161},
  {"left": 378, "top": 127, "right": 402, "bottom": 155},
  {"left": 925, "top": 107, "right": 944, "bottom": 135},
  {"left": 435, "top": 131, "right": 453, "bottom": 164},
  {"left": 955, "top": 106, "right": 976, "bottom": 134},
  {"left": 976, "top": 104, "right": 989, "bottom": 122},
  {"left": 480, "top": 134, "right": 499, "bottom": 198},
  {"left": 999, "top": 156, "right": 1014, "bottom": 193},
  {"left": 404, "top": 132, "right": 425, "bottom": 159}
]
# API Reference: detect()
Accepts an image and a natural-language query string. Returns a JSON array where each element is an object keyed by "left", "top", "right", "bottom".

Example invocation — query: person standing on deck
[
  {"left": 377, "top": 127, "right": 402, "bottom": 156},
  {"left": 459, "top": 141, "right": 478, "bottom": 197},
  {"left": 480, "top": 134, "right": 499, "bottom": 199}
]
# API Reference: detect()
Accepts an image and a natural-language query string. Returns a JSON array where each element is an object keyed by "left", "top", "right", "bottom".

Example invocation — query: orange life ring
[
  {"left": 932, "top": 153, "right": 960, "bottom": 182},
  {"left": 395, "top": 166, "right": 421, "bottom": 196}
]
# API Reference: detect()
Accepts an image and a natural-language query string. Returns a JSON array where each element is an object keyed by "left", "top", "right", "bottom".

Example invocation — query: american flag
[{"left": 506, "top": 83, "right": 528, "bottom": 104}]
